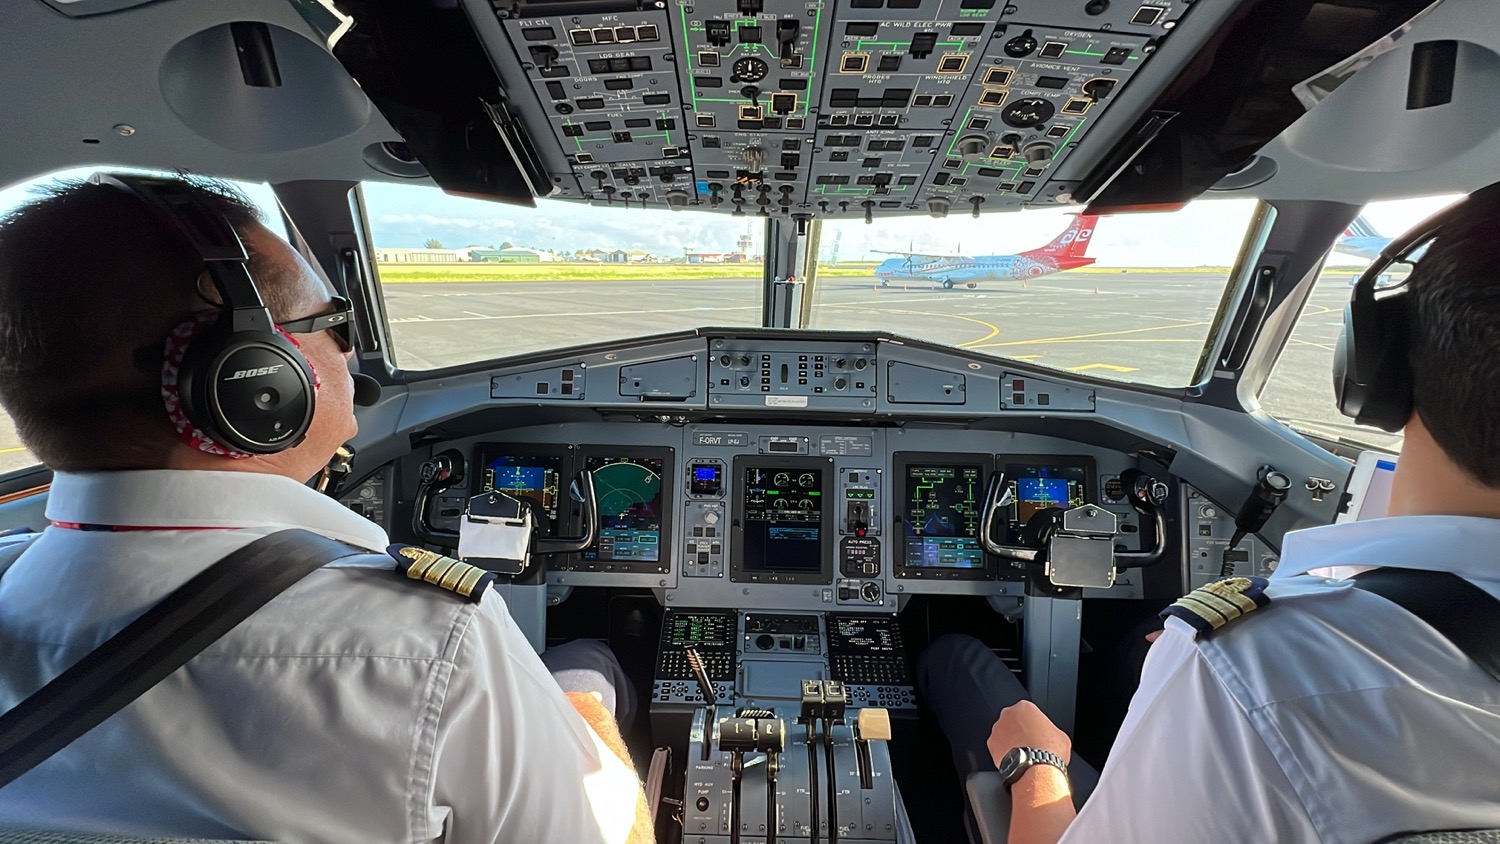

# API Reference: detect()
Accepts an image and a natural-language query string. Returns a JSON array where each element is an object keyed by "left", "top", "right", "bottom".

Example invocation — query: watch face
[{"left": 998, "top": 747, "right": 1029, "bottom": 781}]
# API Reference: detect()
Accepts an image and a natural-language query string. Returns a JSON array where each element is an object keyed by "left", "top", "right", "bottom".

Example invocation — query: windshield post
[
  {"left": 763, "top": 218, "right": 803, "bottom": 328},
  {"left": 798, "top": 219, "right": 823, "bottom": 329}
]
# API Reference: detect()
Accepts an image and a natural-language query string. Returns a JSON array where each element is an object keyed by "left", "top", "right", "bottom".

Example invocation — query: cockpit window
[
  {"left": 1258, "top": 193, "right": 1464, "bottom": 451},
  {"left": 807, "top": 199, "right": 1259, "bottom": 387},
  {"left": 0, "top": 168, "right": 287, "bottom": 476},
  {"left": 362, "top": 183, "right": 765, "bottom": 371}
]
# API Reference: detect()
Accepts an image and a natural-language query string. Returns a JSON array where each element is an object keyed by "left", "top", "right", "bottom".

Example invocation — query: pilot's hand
[
  {"left": 1145, "top": 629, "right": 1163, "bottom": 643},
  {"left": 987, "top": 700, "right": 1071, "bottom": 769}
]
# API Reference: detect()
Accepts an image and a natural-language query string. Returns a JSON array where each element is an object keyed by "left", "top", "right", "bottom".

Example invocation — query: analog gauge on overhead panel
[
  {"left": 731, "top": 56, "right": 769, "bottom": 84},
  {"left": 1001, "top": 97, "right": 1056, "bottom": 128}
]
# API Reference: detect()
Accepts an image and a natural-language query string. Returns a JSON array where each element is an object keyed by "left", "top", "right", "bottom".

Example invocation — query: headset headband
[{"left": 87, "top": 173, "right": 274, "bottom": 335}]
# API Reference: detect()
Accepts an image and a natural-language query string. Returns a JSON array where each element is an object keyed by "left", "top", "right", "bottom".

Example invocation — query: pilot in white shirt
[
  {"left": 1056, "top": 515, "right": 1500, "bottom": 844},
  {"left": 0, "top": 470, "right": 643, "bottom": 843},
  {"left": 930, "top": 187, "right": 1500, "bottom": 844},
  {"left": 0, "top": 176, "right": 645, "bottom": 842}
]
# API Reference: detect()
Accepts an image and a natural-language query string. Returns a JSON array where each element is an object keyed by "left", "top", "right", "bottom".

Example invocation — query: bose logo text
[{"left": 224, "top": 365, "right": 284, "bottom": 381}]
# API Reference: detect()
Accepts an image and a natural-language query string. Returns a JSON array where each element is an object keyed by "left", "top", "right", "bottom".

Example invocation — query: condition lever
[{"left": 1222, "top": 465, "right": 1291, "bottom": 576}]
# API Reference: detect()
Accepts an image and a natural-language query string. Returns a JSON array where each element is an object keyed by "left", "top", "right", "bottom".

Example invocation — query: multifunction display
[
  {"left": 583, "top": 455, "right": 666, "bottom": 566},
  {"left": 732, "top": 457, "right": 835, "bottom": 584},
  {"left": 903, "top": 463, "right": 985, "bottom": 569}
]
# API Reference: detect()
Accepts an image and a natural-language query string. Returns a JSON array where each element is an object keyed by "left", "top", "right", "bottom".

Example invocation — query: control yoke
[
  {"left": 979, "top": 471, "right": 1118, "bottom": 589},
  {"left": 1116, "top": 468, "right": 1169, "bottom": 566},
  {"left": 456, "top": 471, "right": 600, "bottom": 576},
  {"left": 978, "top": 469, "right": 1169, "bottom": 587},
  {"left": 412, "top": 449, "right": 465, "bottom": 547}
]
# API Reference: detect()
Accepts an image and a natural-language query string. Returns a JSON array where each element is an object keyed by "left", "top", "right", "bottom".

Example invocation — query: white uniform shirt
[
  {"left": 0, "top": 470, "right": 640, "bottom": 844},
  {"left": 1063, "top": 516, "right": 1500, "bottom": 844}
]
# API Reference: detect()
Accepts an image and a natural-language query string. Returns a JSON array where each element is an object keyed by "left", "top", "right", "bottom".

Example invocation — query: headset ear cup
[
  {"left": 178, "top": 323, "right": 316, "bottom": 454},
  {"left": 1336, "top": 291, "right": 1414, "bottom": 433}
]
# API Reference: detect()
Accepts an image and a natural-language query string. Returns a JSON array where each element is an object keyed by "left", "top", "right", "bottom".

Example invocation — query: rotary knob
[
  {"left": 1022, "top": 141, "right": 1056, "bottom": 167},
  {"left": 955, "top": 134, "right": 990, "bottom": 161}
]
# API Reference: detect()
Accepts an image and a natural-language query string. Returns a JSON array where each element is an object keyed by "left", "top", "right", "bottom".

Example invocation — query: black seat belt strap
[
  {"left": 1352, "top": 567, "right": 1500, "bottom": 683},
  {"left": 0, "top": 528, "right": 363, "bottom": 788}
]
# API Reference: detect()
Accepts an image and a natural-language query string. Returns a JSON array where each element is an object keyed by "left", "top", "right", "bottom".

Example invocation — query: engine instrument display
[
  {"left": 582, "top": 455, "right": 666, "bottom": 565},
  {"left": 902, "top": 463, "right": 985, "bottom": 569},
  {"left": 1002, "top": 462, "right": 1090, "bottom": 544},
  {"left": 477, "top": 450, "right": 565, "bottom": 533},
  {"left": 733, "top": 458, "right": 833, "bottom": 584}
]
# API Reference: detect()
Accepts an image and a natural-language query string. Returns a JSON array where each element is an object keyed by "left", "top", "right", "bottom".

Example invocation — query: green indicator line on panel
[
  {"left": 1059, "top": 118, "right": 1086, "bottom": 146},
  {"left": 804, "top": 4, "right": 823, "bottom": 117},
  {"left": 944, "top": 107, "right": 975, "bottom": 157}
]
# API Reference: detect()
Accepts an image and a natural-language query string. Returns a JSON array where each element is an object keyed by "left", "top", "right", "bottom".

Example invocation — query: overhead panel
[
  {"left": 1003, "top": 0, "right": 1187, "bottom": 37},
  {"left": 807, "top": 128, "right": 935, "bottom": 216},
  {"left": 671, "top": 0, "right": 830, "bottom": 214},
  {"left": 922, "top": 25, "right": 1152, "bottom": 210},
  {"left": 809, "top": 0, "right": 1004, "bottom": 218},
  {"left": 501, "top": 10, "right": 696, "bottom": 208},
  {"left": 489, "top": 0, "right": 1194, "bottom": 219}
]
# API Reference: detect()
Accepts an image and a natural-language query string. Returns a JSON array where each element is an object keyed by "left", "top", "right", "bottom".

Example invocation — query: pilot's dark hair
[
  {"left": 0, "top": 175, "right": 304, "bottom": 471},
  {"left": 1407, "top": 182, "right": 1500, "bottom": 486}
]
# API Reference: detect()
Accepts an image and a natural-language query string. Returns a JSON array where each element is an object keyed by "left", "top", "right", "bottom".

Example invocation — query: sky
[{"left": 0, "top": 167, "right": 1464, "bottom": 268}]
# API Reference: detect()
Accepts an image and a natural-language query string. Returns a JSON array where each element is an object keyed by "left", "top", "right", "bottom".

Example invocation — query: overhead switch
[
  {"left": 665, "top": 190, "right": 690, "bottom": 211},
  {"left": 926, "top": 197, "right": 951, "bottom": 219}
]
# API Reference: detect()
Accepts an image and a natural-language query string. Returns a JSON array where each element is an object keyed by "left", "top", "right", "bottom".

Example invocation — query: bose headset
[
  {"left": 90, "top": 173, "right": 319, "bottom": 455},
  {"left": 1333, "top": 192, "right": 1477, "bottom": 433}
]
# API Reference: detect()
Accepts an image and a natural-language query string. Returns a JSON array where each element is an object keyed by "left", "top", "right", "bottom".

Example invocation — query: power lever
[{"left": 854, "top": 708, "right": 891, "bottom": 790}]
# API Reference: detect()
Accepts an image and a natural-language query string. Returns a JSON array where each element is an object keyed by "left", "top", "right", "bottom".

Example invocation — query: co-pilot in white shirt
[
  {"left": 1063, "top": 516, "right": 1500, "bottom": 844},
  {"left": 0, "top": 470, "right": 640, "bottom": 844}
]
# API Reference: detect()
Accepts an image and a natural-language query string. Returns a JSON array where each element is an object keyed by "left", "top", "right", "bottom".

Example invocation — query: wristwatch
[{"left": 998, "top": 746, "right": 1070, "bottom": 792}]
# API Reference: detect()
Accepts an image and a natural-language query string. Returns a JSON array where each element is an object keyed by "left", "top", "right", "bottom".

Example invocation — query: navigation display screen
[
  {"left": 903, "top": 464, "right": 985, "bottom": 569},
  {"left": 582, "top": 455, "right": 665, "bottom": 562},
  {"left": 741, "top": 465, "right": 825, "bottom": 574},
  {"left": 1003, "top": 463, "right": 1088, "bottom": 543},
  {"left": 479, "top": 452, "right": 564, "bottom": 533}
]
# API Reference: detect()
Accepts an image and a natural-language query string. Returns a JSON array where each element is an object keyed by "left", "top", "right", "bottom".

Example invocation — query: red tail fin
[{"left": 1026, "top": 215, "right": 1099, "bottom": 259}]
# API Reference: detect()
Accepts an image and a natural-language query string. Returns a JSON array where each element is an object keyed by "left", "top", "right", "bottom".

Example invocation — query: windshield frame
[{"left": 343, "top": 181, "right": 1281, "bottom": 406}]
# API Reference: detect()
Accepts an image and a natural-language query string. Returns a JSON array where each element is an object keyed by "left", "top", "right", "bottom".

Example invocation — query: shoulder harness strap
[
  {"left": 1161, "top": 576, "right": 1271, "bottom": 637},
  {"left": 388, "top": 544, "right": 497, "bottom": 603}
]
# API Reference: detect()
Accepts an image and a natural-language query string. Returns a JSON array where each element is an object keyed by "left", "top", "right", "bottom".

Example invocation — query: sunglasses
[{"left": 279, "top": 295, "right": 354, "bottom": 353}]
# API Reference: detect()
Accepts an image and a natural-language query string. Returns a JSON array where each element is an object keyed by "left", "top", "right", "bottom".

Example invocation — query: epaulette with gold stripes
[
  {"left": 388, "top": 544, "right": 496, "bottom": 603},
  {"left": 1160, "top": 576, "right": 1270, "bottom": 637}
]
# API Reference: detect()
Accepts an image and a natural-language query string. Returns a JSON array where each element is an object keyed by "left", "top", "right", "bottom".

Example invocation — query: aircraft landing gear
[
  {"left": 880, "top": 280, "right": 890, "bottom": 287},
  {"left": 966, "top": 282, "right": 977, "bottom": 289},
  {"left": 942, "top": 279, "right": 954, "bottom": 289}
]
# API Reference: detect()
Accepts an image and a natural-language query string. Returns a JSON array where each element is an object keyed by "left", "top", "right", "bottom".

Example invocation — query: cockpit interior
[{"left": 1, "top": 0, "right": 1495, "bottom": 840}]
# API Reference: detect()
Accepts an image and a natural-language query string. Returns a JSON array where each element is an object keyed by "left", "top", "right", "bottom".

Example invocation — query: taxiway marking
[{"left": 1067, "top": 363, "right": 1140, "bottom": 374}]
